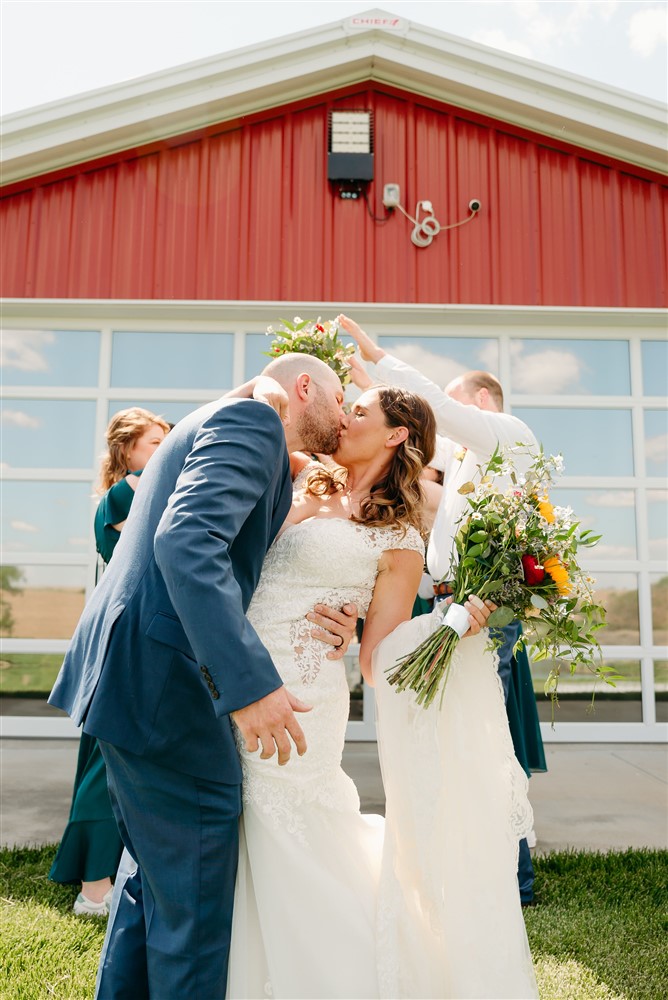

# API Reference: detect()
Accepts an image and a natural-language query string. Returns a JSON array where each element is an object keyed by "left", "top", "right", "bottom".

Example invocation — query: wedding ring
[{"left": 333, "top": 635, "right": 344, "bottom": 648}]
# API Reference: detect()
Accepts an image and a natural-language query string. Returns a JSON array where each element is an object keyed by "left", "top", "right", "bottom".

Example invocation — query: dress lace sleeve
[{"left": 376, "top": 524, "right": 425, "bottom": 558}]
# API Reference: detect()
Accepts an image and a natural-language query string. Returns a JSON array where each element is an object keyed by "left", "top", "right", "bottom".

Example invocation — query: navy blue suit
[{"left": 50, "top": 398, "right": 292, "bottom": 998}]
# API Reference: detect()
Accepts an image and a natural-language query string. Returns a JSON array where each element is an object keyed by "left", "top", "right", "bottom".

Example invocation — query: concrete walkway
[{"left": 1, "top": 739, "right": 666, "bottom": 852}]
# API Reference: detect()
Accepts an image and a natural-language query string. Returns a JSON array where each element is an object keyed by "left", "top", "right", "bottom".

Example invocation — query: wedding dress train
[{"left": 226, "top": 518, "right": 537, "bottom": 999}]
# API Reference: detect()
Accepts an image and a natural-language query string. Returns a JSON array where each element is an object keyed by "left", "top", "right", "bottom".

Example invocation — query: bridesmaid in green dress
[{"left": 49, "top": 407, "right": 170, "bottom": 916}]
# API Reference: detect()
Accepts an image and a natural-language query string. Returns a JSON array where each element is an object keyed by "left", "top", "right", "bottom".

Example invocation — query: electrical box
[{"left": 382, "top": 184, "right": 401, "bottom": 208}]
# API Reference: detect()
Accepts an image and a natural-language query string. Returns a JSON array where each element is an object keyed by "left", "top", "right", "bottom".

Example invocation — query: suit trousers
[{"left": 96, "top": 741, "right": 241, "bottom": 1000}]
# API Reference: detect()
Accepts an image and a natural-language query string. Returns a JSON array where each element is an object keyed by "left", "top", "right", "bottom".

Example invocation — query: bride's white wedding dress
[{"left": 227, "top": 517, "right": 538, "bottom": 1000}]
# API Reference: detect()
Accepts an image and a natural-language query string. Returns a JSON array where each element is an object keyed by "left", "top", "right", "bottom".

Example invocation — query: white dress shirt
[{"left": 371, "top": 354, "right": 539, "bottom": 581}]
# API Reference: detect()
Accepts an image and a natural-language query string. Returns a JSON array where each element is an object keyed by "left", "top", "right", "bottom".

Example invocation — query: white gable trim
[{"left": 1, "top": 9, "right": 666, "bottom": 185}]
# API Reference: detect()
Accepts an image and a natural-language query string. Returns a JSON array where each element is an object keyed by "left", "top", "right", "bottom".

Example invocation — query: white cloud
[
  {"left": 509, "top": 346, "right": 585, "bottom": 393},
  {"left": 628, "top": 7, "right": 668, "bottom": 57},
  {"left": 67, "top": 537, "right": 89, "bottom": 547},
  {"left": 472, "top": 28, "right": 534, "bottom": 58},
  {"left": 385, "top": 344, "right": 468, "bottom": 389},
  {"left": 1, "top": 408, "right": 41, "bottom": 429},
  {"left": 593, "top": 543, "right": 637, "bottom": 559},
  {"left": 10, "top": 519, "right": 38, "bottom": 533},
  {"left": 586, "top": 490, "right": 635, "bottom": 508},
  {"left": 647, "top": 489, "right": 668, "bottom": 503},
  {"left": 649, "top": 537, "right": 668, "bottom": 560},
  {"left": 0, "top": 330, "right": 54, "bottom": 371},
  {"left": 646, "top": 433, "right": 667, "bottom": 466}
]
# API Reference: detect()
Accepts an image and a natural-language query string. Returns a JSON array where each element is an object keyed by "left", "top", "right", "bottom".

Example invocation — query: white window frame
[{"left": 1, "top": 300, "right": 666, "bottom": 743}]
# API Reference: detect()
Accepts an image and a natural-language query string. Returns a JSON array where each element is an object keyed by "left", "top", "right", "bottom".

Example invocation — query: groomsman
[{"left": 339, "top": 315, "right": 546, "bottom": 906}]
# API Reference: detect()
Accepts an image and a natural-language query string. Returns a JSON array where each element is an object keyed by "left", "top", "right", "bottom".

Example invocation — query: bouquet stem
[{"left": 386, "top": 603, "right": 470, "bottom": 708}]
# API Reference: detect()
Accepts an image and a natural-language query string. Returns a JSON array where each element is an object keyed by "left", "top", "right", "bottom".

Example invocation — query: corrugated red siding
[{"left": 1, "top": 84, "right": 666, "bottom": 306}]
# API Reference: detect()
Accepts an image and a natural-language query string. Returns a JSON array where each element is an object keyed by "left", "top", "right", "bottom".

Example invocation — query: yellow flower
[
  {"left": 543, "top": 556, "right": 572, "bottom": 595},
  {"left": 538, "top": 495, "right": 555, "bottom": 523}
]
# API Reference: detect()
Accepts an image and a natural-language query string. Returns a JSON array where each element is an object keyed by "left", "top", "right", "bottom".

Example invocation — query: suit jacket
[
  {"left": 49, "top": 398, "right": 293, "bottom": 783},
  {"left": 371, "top": 354, "right": 538, "bottom": 581}
]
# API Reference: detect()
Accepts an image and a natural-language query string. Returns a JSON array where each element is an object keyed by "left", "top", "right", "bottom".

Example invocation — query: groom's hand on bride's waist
[
  {"left": 232, "top": 687, "right": 311, "bottom": 766},
  {"left": 306, "top": 602, "right": 358, "bottom": 660}
]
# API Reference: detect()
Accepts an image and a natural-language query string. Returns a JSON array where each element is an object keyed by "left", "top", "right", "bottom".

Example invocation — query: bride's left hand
[
  {"left": 459, "top": 595, "right": 496, "bottom": 637},
  {"left": 306, "top": 602, "right": 359, "bottom": 659}
]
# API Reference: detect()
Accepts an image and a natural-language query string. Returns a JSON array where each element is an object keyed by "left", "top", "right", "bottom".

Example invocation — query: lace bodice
[{"left": 239, "top": 517, "right": 423, "bottom": 840}]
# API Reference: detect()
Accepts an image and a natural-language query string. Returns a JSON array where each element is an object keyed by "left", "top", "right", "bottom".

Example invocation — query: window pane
[
  {"left": 644, "top": 410, "right": 668, "bottom": 478},
  {"left": 591, "top": 572, "right": 639, "bottom": 645},
  {"left": 245, "top": 333, "right": 274, "bottom": 380},
  {"left": 533, "top": 659, "right": 642, "bottom": 723},
  {"left": 0, "top": 400, "right": 97, "bottom": 469},
  {"left": 550, "top": 488, "right": 637, "bottom": 560},
  {"left": 108, "top": 400, "right": 204, "bottom": 426},
  {"left": 513, "top": 408, "right": 634, "bottom": 476},
  {"left": 111, "top": 332, "right": 234, "bottom": 389},
  {"left": 1, "top": 329, "right": 100, "bottom": 386},
  {"left": 656, "top": 660, "right": 667, "bottom": 723},
  {"left": 0, "top": 652, "right": 68, "bottom": 716},
  {"left": 344, "top": 646, "right": 363, "bottom": 722},
  {"left": 377, "top": 337, "right": 499, "bottom": 388},
  {"left": 648, "top": 492, "right": 667, "bottom": 563},
  {"left": 1, "top": 483, "right": 93, "bottom": 556},
  {"left": 651, "top": 576, "right": 667, "bottom": 646},
  {"left": 642, "top": 341, "right": 668, "bottom": 396},
  {"left": 0, "top": 564, "right": 86, "bottom": 640},
  {"left": 510, "top": 340, "right": 630, "bottom": 395}
]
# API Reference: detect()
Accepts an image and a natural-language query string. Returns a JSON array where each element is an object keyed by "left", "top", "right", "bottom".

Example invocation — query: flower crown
[{"left": 264, "top": 317, "right": 356, "bottom": 386}]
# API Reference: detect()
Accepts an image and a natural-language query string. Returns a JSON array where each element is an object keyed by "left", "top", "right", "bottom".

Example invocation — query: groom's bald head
[
  {"left": 262, "top": 353, "right": 341, "bottom": 393},
  {"left": 262, "top": 353, "right": 344, "bottom": 455}
]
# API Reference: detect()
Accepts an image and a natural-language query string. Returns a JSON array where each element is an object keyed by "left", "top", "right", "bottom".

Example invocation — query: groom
[{"left": 49, "top": 354, "right": 356, "bottom": 1000}]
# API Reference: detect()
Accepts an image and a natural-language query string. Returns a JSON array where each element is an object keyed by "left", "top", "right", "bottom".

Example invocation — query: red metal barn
[{"left": 1, "top": 11, "right": 666, "bottom": 741}]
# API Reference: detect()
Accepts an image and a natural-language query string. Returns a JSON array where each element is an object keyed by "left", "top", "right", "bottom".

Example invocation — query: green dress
[{"left": 49, "top": 479, "right": 135, "bottom": 884}]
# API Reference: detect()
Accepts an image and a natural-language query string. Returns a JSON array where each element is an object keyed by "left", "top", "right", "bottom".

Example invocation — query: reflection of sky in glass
[
  {"left": 377, "top": 338, "right": 499, "bottom": 389},
  {"left": 513, "top": 408, "right": 634, "bottom": 476},
  {"left": 245, "top": 333, "right": 274, "bottom": 380},
  {"left": 1, "top": 329, "right": 100, "bottom": 386},
  {"left": 647, "top": 491, "right": 667, "bottom": 563},
  {"left": 642, "top": 341, "right": 668, "bottom": 397},
  {"left": 644, "top": 409, "right": 668, "bottom": 478},
  {"left": 1, "top": 482, "right": 93, "bottom": 555},
  {"left": 108, "top": 400, "right": 205, "bottom": 426},
  {"left": 510, "top": 339, "right": 629, "bottom": 395},
  {"left": 0, "top": 400, "right": 97, "bottom": 468},
  {"left": 111, "top": 332, "right": 234, "bottom": 389},
  {"left": 550, "top": 488, "right": 636, "bottom": 560}
]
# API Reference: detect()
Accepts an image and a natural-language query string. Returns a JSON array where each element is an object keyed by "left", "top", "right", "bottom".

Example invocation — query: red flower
[
  {"left": 315, "top": 324, "right": 325, "bottom": 332},
  {"left": 522, "top": 554, "right": 545, "bottom": 585}
]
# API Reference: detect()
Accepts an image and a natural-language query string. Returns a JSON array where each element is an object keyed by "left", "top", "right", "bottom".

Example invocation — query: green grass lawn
[{"left": 1, "top": 846, "right": 666, "bottom": 999}]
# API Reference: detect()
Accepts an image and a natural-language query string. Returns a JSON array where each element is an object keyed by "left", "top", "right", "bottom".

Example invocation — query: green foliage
[
  {"left": 0, "top": 565, "right": 24, "bottom": 637},
  {"left": 388, "top": 445, "right": 609, "bottom": 709},
  {"left": 1, "top": 846, "right": 666, "bottom": 1000},
  {"left": 264, "top": 317, "right": 356, "bottom": 385}
]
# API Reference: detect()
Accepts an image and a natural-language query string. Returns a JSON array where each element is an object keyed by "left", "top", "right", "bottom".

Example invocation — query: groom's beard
[{"left": 297, "top": 386, "right": 341, "bottom": 455}]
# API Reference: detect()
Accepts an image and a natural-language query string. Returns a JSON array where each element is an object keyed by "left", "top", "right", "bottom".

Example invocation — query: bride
[{"left": 227, "top": 383, "right": 537, "bottom": 999}]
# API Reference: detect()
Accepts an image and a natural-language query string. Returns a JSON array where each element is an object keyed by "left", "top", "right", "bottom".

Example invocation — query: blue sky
[{"left": 1, "top": 1, "right": 666, "bottom": 115}]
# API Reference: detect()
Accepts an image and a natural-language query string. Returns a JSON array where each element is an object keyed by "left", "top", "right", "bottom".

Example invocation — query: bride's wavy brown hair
[{"left": 306, "top": 386, "right": 436, "bottom": 533}]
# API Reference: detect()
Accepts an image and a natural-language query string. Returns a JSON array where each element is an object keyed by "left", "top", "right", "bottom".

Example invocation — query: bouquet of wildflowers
[
  {"left": 265, "top": 317, "right": 356, "bottom": 385},
  {"left": 386, "top": 445, "right": 611, "bottom": 710}
]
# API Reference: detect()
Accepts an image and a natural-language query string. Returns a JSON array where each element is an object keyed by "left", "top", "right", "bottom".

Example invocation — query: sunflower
[{"left": 543, "top": 555, "right": 572, "bottom": 595}]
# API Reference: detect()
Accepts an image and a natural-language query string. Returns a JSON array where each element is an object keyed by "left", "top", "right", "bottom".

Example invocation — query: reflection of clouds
[
  {"left": 648, "top": 490, "right": 668, "bottom": 504},
  {"left": 387, "top": 344, "right": 467, "bottom": 389},
  {"left": 646, "top": 433, "right": 667, "bottom": 466},
  {"left": 649, "top": 538, "right": 668, "bottom": 560},
  {"left": 1, "top": 408, "right": 41, "bottom": 429},
  {"left": 10, "top": 520, "right": 38, "bottom": 533},
  {"left": 0, "top": 330, "right": 54, "bottom": 371},
  {"left": 594, "top": 544, "right": 637, "bottom": 559},
  {"left": 68, "top": 537, "right": 89, "bottom": 547},
  {"left": 586, "top": 490, "right": 635, "bottom": 508},
  {"left": 510, "top": 343, "right": 585, "bottom": 393}
]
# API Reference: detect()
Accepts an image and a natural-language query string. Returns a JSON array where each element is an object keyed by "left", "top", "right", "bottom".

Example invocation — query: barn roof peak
[{"left": 2, "top": 7, "right": 666, "bottom": 185}]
